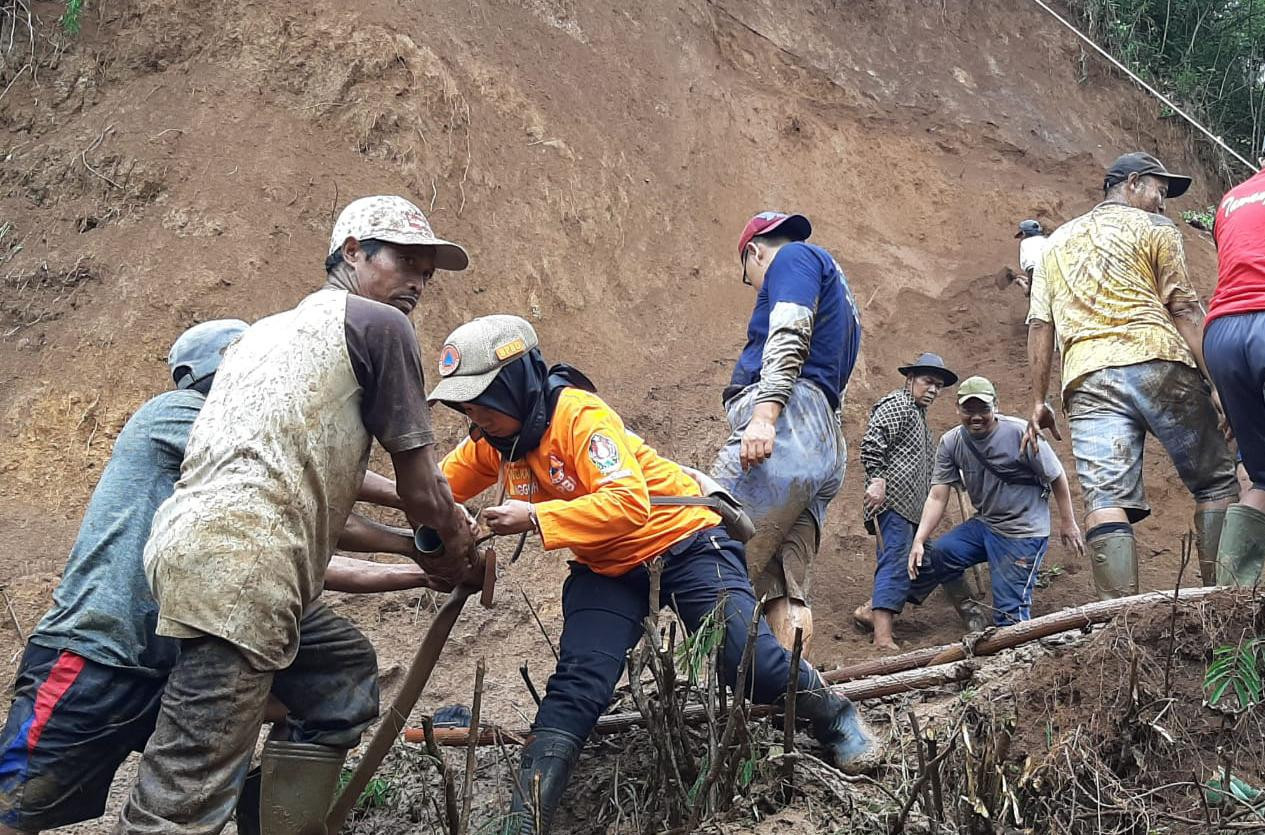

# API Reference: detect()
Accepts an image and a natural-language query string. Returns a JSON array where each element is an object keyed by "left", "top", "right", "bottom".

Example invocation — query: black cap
[
  {"left": 1104, "top": 152, "right": 1191, "bottom": 198},
  {"left": 898, "top": 352, "right": 958, "bottom": 387}
]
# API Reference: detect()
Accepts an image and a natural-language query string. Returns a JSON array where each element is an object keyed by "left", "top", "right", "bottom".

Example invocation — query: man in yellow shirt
[
  {"left": 429, "top": 315, "right": 879, "bottom": 833},
  {"left": 1025, "top": 152, "right": 1237, "bottom": 597}
]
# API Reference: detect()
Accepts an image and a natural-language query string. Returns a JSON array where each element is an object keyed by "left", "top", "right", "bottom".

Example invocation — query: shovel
[{"left": 326, "top": 547, "right": 496, "bottom": 832}]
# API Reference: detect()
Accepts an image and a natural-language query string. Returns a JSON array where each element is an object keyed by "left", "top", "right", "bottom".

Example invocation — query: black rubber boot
[
  {"left": 234, "top": 766, "right": 262, "bottom": 835},
  {"left": 794, "top": 677, "right": 881, "bottom": 774},
  {"left": 506, "top": 729, "right": 581, "bottom": 834},
  {"left": 943, "top": 576, "right": 989, "bottom": 632}
]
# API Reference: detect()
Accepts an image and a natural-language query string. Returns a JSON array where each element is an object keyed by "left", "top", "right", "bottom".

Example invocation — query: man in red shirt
[{"left": 1205, "top": 145, "right": 1265, "bottom": 586}]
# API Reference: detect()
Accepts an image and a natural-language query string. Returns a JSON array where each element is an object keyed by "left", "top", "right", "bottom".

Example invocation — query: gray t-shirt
[
  {"left": 30, "top": 389, "right": 203, "bottom": 675},
  {"left": 932, "top": 415, "right": 1064, "bottom": 538}
]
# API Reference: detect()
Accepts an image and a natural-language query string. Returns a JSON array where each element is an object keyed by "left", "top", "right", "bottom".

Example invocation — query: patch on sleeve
[{"left": 587, "top": 433, "right": 622, "bottom": 475}]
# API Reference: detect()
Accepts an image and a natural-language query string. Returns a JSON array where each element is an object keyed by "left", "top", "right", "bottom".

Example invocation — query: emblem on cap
[
  {"left": 494, "top": 337, "right": 527, "bottom": 362},
  {"left": 439, "top": 344, "right": 461, "bottom": 377}
]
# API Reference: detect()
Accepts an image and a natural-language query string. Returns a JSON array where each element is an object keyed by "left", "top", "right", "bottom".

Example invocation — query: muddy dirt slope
[{"left": 0, "top": 0, "right": 1231, "bottom": 764}]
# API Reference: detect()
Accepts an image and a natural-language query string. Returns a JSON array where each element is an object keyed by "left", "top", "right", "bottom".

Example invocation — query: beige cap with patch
[
  {"left": 328, "top": 195, "right": 469, "bottom": 271},
  {"left": 427, "top": 315, "right": 539, "bottom": 404}
]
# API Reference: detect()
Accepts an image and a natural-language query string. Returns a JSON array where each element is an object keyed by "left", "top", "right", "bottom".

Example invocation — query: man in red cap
[{"left": 711, "top": 211, "right": 862, "bottom": 654}]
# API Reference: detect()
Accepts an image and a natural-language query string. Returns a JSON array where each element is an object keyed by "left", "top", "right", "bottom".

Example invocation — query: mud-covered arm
[
  {"left": 755, "top": 301, "right": 815, "bottom": 408},
  {"left": 324, "top": 555, "right": 433, "bottom": 593},
  {"left": 359, "top": 470, "right": 404, "bottom": 510},
  {"left": 754, "top": 244, "right": 824, "bottom": 408},
  {"left": 336, "top": 512, "right": 414, "bottom": 556}
]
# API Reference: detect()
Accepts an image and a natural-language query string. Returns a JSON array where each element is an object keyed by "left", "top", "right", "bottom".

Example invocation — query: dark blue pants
[
  {"left": 1206, "top": 312, "right": 1265, "bottom": 490},
  {"left": 907, "top": 518, "right": 1047, "bottom": 626},
  {"left": 871, "top": 510, "right": 916, "bottom": 613},
  {"left": 532, "top": 527, "right": 817, "bottom": 740}
]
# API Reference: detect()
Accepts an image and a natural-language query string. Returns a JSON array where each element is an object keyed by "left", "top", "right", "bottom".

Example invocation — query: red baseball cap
[{"left": 737, "top": 211, "right": 812, "bottom": 260}]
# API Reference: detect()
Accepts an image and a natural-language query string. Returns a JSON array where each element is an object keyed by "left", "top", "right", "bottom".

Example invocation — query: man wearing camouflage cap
[{"left": 118, "top": 196, "right": 479, "bottom": 834}]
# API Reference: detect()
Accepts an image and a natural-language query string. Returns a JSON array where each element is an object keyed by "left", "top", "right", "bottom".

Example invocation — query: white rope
[{"left": 1027, "top": 0, "right": 1260, "bottom": 174}]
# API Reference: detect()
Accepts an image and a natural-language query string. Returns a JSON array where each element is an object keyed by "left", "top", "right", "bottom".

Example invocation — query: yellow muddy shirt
[
  {"left": 1026, "top": 201, "right": 1200, "bottom": 396},
  {"left": 145, "top": 288, "right": 435, "bottom": 670}
]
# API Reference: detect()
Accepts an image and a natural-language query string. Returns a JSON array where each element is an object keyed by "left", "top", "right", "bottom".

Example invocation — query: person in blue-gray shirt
[
  {"left": 712, "top": 211, "right": 861, "bottom": 656},
  {"left": 0, "top": 320, "right": 440, "bottom": 835}
]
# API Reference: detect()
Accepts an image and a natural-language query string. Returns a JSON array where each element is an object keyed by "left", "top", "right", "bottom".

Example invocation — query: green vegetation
[
  {"left": 1070, "top": 0, "right": 1265, "bottom": 167},
  {"left": 60, "top": 0, "right": 84, "bottom": 35},
  {"left": 1204, "top": 638, "right": 1262, "bottom": 711}
]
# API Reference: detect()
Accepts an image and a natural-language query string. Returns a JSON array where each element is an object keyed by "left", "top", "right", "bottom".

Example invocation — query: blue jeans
[
  {"left": 1206, "top": 312, "right": 1265, "bottom": 490},
  {"left": 908, "top": 518, "right": 1047, "bottom": 625},
  {"left": 870, "top": 510, "right": 915, "bottom": 613},
  {"left": 1066, "top": 360, "right": 1238, "bottom": 522},
  {"left": 532, "top": 528, "right": 818, "bottom": 741}
]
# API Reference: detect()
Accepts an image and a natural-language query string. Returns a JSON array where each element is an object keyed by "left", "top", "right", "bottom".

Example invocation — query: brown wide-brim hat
[{"left": 897, "top": 352, "right": 958, "bottom": 387}]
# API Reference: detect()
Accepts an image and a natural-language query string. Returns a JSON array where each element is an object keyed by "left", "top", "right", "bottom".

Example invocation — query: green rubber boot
[
  {"left": 259, "top": 740, "right": 346, "bottom": 834},
  {"left": 1194, "top": 509, "right": 1227, "bottom": 586},
  {"left": 1089, "top": 531, "right": 1137, "bottom": 600},
  {"left": 1216, "top": 504, "right": 1265, "bottom": 588},
  {"left": 943, "top": 577, "right": 989, "bottom": 632}
]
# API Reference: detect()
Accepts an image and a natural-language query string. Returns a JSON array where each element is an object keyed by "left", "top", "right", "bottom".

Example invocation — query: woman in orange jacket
[{"left": 427, "top": 315, "right": 879, "bottom": 833}]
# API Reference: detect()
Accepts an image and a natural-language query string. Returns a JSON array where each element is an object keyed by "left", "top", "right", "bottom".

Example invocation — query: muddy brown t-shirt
[{"left": 343, "top": 295, "right": 435, "bottom": 453}]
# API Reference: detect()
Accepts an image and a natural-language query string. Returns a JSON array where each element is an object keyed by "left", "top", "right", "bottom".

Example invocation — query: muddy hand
[
  {"left": 1060, "top": 520, "right": 1086, "bottom": 559},
  {"left": 863, "top": 478, "right": 886, "bottom": 514},
  {"left": 482, "top": 500, "right": 536, "bottom": 535},
  {"left": 907, "top": 540, "right": 925, "bottom": 580},
  {"left": 740, "top": 416, "right": 776, "bottom": 471},
  {"left": 1023, "top": 402, "right": 1060, "bottom": 455}
]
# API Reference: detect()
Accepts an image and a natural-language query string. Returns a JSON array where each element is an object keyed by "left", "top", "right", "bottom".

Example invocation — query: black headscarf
[{"left": 444, "top": 348, "right": 595, "bottom": 460}]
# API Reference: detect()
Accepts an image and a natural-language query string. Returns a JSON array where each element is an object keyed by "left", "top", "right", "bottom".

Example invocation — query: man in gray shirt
[
  {"left": 906, "top": 376, "right": 1084, "bottom": 628},
  {"left": 0, "top": 321, "right": 440, "bottom": 835}
]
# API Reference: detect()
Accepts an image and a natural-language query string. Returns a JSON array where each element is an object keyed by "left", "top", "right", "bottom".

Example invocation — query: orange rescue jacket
[{"left": 441, "top": 388, "right": 720, "bottom": 576}]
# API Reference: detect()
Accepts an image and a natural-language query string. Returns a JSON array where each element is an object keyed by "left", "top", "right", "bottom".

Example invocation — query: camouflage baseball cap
[
  {"left": 956, "top": 375, "right": 997, "bottom": 407},
  {"left": 426, "top": 315, "right": 539, "bottom": 405},
  {"left": 328, "top": 195, "right": 469, "bottom": 271}
]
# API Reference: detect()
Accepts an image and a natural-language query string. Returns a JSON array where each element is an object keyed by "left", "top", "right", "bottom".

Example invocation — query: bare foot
[
  {"left": 852, "top": 601, "right": 874, "bottom": 633},
  {"left": 873, "top": 637, "right": 902, "bottom": 652}
]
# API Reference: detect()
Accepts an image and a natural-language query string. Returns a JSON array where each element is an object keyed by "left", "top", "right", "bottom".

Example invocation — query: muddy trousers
[
  {"left": 115, "top": 603, "right": 379, "bottom": 835},
  {"left": 908, "top": 519, "right": 1048, "bottom": 626},
  {"left": 532, "top": 527, "right": 819, "bottom": 742}
]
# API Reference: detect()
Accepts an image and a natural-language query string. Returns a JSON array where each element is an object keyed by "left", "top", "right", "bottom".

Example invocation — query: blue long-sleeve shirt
[{"left": 728, "top": 242, "right": 861, "bottom": 411}]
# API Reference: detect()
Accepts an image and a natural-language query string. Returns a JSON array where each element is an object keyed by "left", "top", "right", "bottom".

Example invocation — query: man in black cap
[
  {"left": 1025, "top": 151, "right": 1237, "bottom": 599},
  {"left": 853, "top": 353, "right": 958, "bottom": 651},
  {"left": 1011, "top": 219, "right": 1047, "bottom": 296}
]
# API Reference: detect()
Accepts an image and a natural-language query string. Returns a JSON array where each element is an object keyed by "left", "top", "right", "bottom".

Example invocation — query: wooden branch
[
  {"left": 824, "top": 584, "right": 1228, "bottom": 682},
  {"left": 407, "top": 587, "right": 1232, "bottom": 749},
  {"left": 418, "top": 661, "right": 974, "bottom": 747},
  {"left": 457, "top": 658, "right": 485, "bottom": 835}
]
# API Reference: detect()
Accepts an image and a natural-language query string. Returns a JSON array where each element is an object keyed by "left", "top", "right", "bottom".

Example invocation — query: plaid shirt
[{"left": 861, "top": 387, "right": 933, "bottom": 524}]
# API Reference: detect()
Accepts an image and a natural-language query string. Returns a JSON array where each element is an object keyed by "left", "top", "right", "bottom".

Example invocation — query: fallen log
[
  {"left": 403, "top": 585, "right": 1231, "bottom": 748},
  {"left": 415, "top": 661, "right": 975, "bottom": 747},
  {"left": 824, "top": 584, "right": 1228, "bottom": 682}
]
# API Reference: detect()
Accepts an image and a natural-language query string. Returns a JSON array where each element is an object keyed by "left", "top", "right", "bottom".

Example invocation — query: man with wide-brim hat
[
  {"left": 853, "top": 352, "right": 957, "bottom": 651},
  {"left": 711, "top": 211, "right": 862, "bottom": 657},
  {"left": 1026, "top": 151, "right": 1238, "bottom": 597}
]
